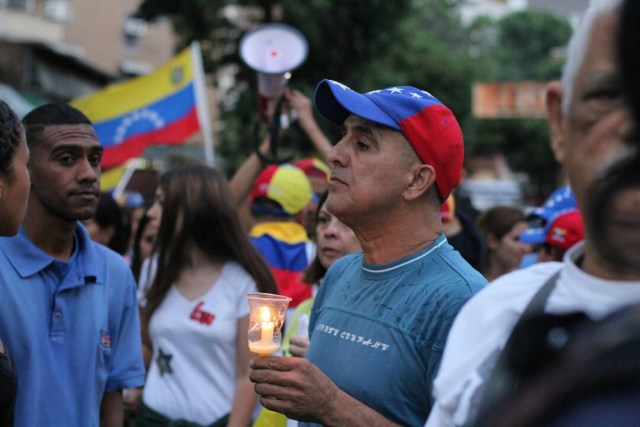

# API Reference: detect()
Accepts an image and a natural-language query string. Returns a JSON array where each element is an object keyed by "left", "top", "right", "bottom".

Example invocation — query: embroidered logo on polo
[
  {"left": 190, "top": 301, "right": 215, "bottom": 325},
  {"left": 99, "top": 330, "right": 112, "bottom": 350}
]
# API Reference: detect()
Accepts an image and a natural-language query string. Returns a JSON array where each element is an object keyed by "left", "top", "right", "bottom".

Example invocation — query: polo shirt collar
[{"left": 3, "top": 223, "right": 102, "bottom": 284}]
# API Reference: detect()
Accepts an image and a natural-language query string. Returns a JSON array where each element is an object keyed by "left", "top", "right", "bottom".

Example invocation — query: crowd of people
[{"left": 0, "top": 0, "right": 639, "bottom": 425}]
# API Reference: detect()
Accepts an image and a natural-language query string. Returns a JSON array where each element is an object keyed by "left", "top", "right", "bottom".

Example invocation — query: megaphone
[
  {"left": 240, "top": 23, "right": 309, "bottom": 164},
  {"left": 240, "top": 23, "right": 308, "bottom": 101}
]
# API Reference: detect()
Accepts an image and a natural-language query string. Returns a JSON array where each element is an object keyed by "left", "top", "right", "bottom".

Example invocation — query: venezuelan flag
[
  {"left": 72, "top": 45, "right": 201, "bottom": 169},
  {"left": 250, "top": 222, "right": 313, "bottom": 308}
]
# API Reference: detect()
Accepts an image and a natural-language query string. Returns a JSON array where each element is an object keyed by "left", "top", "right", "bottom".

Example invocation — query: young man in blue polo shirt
[{"left": 0, "top": 103, "right": 145, "bottom": 426}]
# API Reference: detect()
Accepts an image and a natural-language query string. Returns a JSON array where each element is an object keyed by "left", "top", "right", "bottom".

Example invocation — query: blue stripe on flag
[{"left": 94, "top": 82, "right": 196, "bottom": 148}]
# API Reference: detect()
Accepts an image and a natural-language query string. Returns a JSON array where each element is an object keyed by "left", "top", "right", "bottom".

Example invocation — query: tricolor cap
[
  {"left": 520, "top": 209, "right": 584, "bottom": 251},
  {"left": 314, "top": 79, "right": 464, "bottom": 201},
  {"left": 521, "top": 186, "right": 577, "bottom": 244},
  {"left": 250, "top": 164, "right": 312, "bottom": 216},
  {"left": 528, "top": 186, "right": 576, "bottom": 221},
  {"left": 293, "top": 158, "right": 331, "bottom": 181}
]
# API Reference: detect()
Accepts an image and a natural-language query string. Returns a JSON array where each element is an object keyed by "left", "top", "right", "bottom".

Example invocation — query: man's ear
[
  {"left": 546, "top": 81, "right": 567, "bottom": 164},
  {"left": 404, "top": 164, "right": 436, "bottom": 201}
]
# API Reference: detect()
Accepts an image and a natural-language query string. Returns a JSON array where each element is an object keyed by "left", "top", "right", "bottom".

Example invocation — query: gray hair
[{"left": 561, "top": 0, "right": 623, "bottom": 114}]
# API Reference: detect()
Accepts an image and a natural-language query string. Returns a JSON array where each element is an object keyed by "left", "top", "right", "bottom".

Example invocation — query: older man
[
  {"left": 249, "top": 81, "right": 486, "bottom": 426},
  {"left": 426, "top": 1, "right": 640, "bottom": 426}
]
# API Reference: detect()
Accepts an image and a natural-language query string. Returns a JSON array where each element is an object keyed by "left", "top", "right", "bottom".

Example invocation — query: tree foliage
[
  {"left": 465, "top": 9, "right": 572, "bottom": 192},
  {"left": 135, "top": 0, "right": 573, "bottom": 195}
]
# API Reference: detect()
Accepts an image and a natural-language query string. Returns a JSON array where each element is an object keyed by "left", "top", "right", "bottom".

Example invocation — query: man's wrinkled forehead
[{"left": 342, "top": 115, "right": 403, "bottom": 140}]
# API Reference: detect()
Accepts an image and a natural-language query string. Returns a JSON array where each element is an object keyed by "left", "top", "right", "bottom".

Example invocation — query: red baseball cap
[{"left": 545, "top": 210, "right": 585, "bottom": 251}]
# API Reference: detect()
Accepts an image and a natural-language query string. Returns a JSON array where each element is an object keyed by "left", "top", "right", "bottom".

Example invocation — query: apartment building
[{"left": 0, "top": 0, "right": 175, "bottom": 101}]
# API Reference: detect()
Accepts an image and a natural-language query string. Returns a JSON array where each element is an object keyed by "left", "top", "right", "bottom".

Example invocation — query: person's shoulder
[
  {"left": 223, "top": 260, "right": 247, "bottom": 275},
  {"left": 88, "top": 240, "right": 129, "bottom": 268},
  {"left": 491, "top": 261, "right": 564, "bottom": 290},
  {"left": 435, "top": 245, "right": 487, "bottom": 290},
  {"left": 462, "top": 262, "right": 564, "bottom": 316},
  {"left": 221, "top": 260, "right": 254, "bottom": 285},
  {"left": 325, "top": 251, "right": 362, "bottom": 277}
]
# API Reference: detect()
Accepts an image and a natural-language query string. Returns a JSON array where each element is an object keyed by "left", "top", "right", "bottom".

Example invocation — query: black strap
[
  {"left": 469, "top": 270, "right": 561, "bottom": 425},
  {"left": 252, "top": 97, "right": 293, "bottom": 166}
]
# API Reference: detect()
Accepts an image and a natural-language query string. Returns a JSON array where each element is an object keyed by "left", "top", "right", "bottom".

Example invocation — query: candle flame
[{"left": 259, "top": 306, "right": 271, "bottom": 322}]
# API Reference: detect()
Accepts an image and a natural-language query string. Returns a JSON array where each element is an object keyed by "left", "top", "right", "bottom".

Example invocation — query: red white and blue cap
[
  {"left": 520, "top": 186, "right": 581, "bottom": 248},
  {"left": 314, "top": 79, "right": 464, "bottom": 202},
  {"left": 527, "top": 186, "right": 576, "bottom": 221},
  {"left": 521, "top": 209, "right": 584, "bottom": 251}
]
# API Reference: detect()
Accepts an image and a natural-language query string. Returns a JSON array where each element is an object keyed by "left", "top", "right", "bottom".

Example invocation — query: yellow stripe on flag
[
  {"left": 100, "top": 163, "right": 128, "bottom": 192},
  {"left": 71, "top": 47, "right": 194, "bottom": 122},
  {"left": 252, "top": 408, "right": 287, "bottom": 427}
]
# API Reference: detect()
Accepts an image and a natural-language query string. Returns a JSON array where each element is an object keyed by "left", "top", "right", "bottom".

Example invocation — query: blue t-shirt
[
  {"left": 304, "top": 234, "right": 486, "bottom": 427},
  {"left": 0, "top": 224, "right": 146, "bottom": 427}
]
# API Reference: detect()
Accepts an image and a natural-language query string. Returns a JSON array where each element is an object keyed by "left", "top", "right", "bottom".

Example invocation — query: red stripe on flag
[
  {"left": 101, "top": 107, "right": 200, "bottom": 169},
  {"left": 271, "top": 269, "right": 312, "bottom": 308}
]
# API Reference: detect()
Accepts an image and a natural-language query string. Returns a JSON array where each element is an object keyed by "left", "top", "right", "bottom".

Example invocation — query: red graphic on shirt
[{"left": 190, "top": 302, "right": 215, "bottom": 325}]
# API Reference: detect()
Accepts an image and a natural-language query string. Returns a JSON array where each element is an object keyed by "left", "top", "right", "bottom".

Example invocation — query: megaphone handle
[
  {"left": 269, "top": 97, "right": 285, "bottom": 160},
  {"left": 253, "top": 97, "right": 293, "bottom": 165}
]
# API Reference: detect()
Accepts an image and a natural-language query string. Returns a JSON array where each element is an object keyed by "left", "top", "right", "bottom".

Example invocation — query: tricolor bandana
[{"left": 314, "top": 79, "right": 464, "bottom": 202}]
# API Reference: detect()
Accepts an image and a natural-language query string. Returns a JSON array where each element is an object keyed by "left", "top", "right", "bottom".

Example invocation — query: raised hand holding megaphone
[{"left": 240, "top": 23, "right": 308, "bottom": 123}]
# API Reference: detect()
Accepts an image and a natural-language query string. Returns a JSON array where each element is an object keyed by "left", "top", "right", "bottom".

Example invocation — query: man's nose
[
  {"left": 327, "top": 138, "right": 347, "bottom": 166},
  {"left": 78, "top": 158, "right": 99, "bottom": 182}
]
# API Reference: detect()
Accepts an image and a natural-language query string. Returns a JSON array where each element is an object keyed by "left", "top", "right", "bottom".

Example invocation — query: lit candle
[
  {"left": 260, "top": 306, "right": 275, "bottom": 344},
  {"left": 249, "top": 306, "right": 280, "bottom": 355},
  {"left": 246, "top": 293, "right": 291, "bottom": 356}
]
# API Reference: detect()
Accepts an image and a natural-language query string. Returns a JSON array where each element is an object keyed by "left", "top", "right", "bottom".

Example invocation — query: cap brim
[
  {"left": 314, "top": 79, "right": 398, "bottom": 129},
  {"left": 520, "top": 228, "right": 546, "bottom": 245}
]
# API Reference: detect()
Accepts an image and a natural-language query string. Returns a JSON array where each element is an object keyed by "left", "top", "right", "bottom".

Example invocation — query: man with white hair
[{"left": 426, "top": 0, "right": 640, "bottom": 425}]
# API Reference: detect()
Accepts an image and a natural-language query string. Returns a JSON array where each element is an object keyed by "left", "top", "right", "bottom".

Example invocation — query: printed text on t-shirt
[{"left": 315, "top": 323, "right": 390, "bottom": 351}]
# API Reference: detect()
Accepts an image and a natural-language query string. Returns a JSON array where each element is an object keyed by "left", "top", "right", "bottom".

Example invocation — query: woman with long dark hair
[
  {"left": 0, "top": 100, "right": 30, "bottom": 427},
  {"left": 136, "top": 165, "right": 277, "bottom": 427}
]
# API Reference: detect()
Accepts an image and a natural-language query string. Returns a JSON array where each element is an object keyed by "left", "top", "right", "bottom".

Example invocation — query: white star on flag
[
  {"left": 388, "top": 87, "right": 403, "bottom": 94},
  {"left": 114, "top": 108, "right": 165, "bottom": 144},
  {"left": 410, "top": 92, "right": 423, "bottom": 99}
]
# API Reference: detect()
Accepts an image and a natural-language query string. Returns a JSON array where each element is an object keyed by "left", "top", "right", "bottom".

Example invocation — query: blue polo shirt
[{"left": 0, "top": 224, "right": 146, "bottom": 426}]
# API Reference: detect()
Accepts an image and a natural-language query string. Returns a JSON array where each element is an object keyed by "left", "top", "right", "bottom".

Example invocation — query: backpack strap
[{"left": 469, "top": 270, "right": 562, "bottom": 425}]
